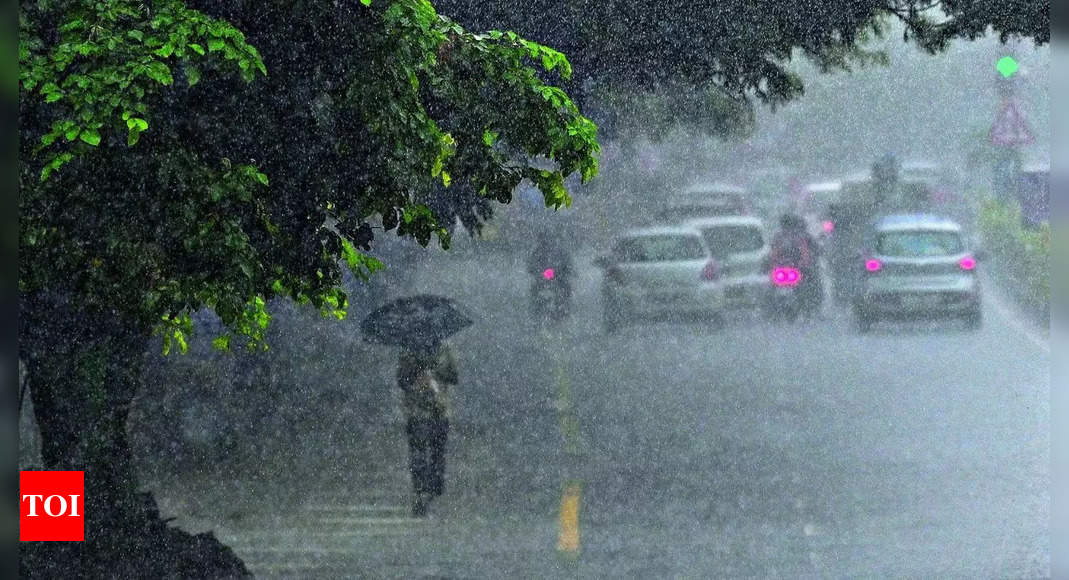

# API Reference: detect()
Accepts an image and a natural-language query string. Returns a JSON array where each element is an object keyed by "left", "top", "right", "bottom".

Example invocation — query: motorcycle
[
  {"left": 764, "top": 265, "right": 806, "bottom": 322},
  {"left": 530, "top": 267, "right": 570, "bottom": 321}
]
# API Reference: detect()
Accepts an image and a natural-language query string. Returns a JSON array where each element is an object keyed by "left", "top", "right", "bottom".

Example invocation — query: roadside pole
[{"left": 989, "top": 48, "right": 1034, "bottom": 203}]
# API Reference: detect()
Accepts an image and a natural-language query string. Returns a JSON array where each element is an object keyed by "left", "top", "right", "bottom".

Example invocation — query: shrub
[{"left": 979, "top": 198, "right": 1049, "bottom": 315}]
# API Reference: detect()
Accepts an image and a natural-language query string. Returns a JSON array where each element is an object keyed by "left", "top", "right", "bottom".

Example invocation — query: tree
[
  {"left": 434, "top": 0, "right": 1049, "bottom": 138},
  {"left": 19, "top": 0, "right": 596, "bottom": 571}
]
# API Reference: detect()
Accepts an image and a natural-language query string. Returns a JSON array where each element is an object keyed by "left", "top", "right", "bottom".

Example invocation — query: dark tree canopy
[{"left": 436, "top": 0, "right": 1049, "bottom": 136}]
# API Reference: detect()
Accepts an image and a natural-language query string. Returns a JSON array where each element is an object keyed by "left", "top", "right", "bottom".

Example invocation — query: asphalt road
[{"left": 210, "top": 248, "right": 1049, "bottom": 578}]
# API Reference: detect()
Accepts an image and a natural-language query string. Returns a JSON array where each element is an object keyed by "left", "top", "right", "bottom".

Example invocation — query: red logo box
[{"left": 20, "top": 471, "right": 85, "bottom": 542}]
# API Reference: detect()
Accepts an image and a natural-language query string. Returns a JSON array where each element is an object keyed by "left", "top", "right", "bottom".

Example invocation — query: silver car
[
  {"left": 596, "top": 226, "right": 725, "bottom": 333},
  {"left": 853, "top": 214, "right": 982, "bottom": 332},
  {"left": 683, "top": 216, "right": 770, "bottom": 311}
]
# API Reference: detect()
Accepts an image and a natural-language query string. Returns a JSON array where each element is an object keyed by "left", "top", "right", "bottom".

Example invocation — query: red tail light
[
  {"left": 822, "top": 220, "right": 834, "bottom": 233},
  {"left": 702, "top": 260, "right": 720, "bottom": 281},
  {"left": 771, "top": 267, "right": 802, "bottom": 286},
  {"left": 865, "top": 259, "right": 882, "bottom": 272},
  {"left": 959, "top": 256, "right": 976, "bottom": 271},
  {"left": 542, "top": 267, "right": 556, "bottom": 280}
]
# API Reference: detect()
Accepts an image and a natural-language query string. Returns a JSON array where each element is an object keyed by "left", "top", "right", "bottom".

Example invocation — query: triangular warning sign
[{"left": 990, "top": 100, "right": 1034, "bottom": 147}]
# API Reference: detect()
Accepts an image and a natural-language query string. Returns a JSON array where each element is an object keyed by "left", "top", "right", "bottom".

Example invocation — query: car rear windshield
[
  {"left": 876, "top": 231, "right": 963, "bottom": 257},
  {"left": 700, "top": 226, "right": 764, "bottom": 257},
  {"left": 614, "top": 235, "right": 706, "bottom": 262}
]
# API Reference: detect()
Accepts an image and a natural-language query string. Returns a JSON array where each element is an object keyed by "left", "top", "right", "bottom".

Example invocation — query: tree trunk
[
  {"left": 21, "top": 291, "right": 146, "bottom": 519},
  {"left": 19, "top": 292, "right": 145, "bottom": 574},
  {"left": 19, "top": 292, "right": 253, "bottom": 578}
]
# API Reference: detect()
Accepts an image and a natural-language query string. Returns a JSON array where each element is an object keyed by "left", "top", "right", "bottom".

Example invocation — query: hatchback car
[
  {"left": 595, "top": 226, "right": 725, "bottom": 333},
  {"left": 683, "top": 216, "right": 770, "bottom": 311},
  {"left": 853, "top": 214, "right": 982, "bottom": 332}
]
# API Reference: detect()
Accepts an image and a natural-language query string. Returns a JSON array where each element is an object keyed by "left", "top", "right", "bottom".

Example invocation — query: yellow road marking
[
  {"left": 547, "top": 327, "right": 582, "bottom": 558},
  {"left": 557, "top": 481, "right": 581, "bottom": 554}
]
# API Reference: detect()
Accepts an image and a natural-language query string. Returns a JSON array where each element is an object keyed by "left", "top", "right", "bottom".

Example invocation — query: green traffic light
[{"left": 996, "top": 56, "right": 1019, "bottom": 78}]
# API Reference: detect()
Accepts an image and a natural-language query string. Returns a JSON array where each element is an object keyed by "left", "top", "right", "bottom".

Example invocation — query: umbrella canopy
[{"left": 360, "top": 294, "right": 474, "bottom": 347}]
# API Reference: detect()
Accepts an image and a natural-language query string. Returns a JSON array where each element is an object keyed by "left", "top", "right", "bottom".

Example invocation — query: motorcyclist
[
  {"left": 768, "top": 213, "right": 823, "bottom": 314},
  {"left": 526, "top": 233, "right": 574, "bottom": 312}
]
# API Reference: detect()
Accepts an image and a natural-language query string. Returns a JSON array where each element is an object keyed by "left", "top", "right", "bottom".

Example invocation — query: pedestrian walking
[{"left": 397, "top": 339, "right": 458, "bottom": 517}]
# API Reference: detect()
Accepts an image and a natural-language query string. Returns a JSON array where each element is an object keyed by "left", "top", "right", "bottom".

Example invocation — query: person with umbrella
[
  {"left": 361, "top": 295, "right": 472, "bottom": 517},
  {"left": 396, "top": 336, "right": 458, "bottom": 516}
]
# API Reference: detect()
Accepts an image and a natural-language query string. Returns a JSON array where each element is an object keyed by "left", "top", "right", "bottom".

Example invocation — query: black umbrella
[{"left": 360, "top": 294, "right": 475, "bottom": 347}]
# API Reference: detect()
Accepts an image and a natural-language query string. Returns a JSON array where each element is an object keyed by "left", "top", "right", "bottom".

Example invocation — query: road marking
[
  {"left": 546, "top": 326, "right": 583, "bottom": 559},
  {"left": 558, "top": 481, "right": 581, "bottom": 554},
  {"left": 303, "top": 504, "right": 408, "bottom": 513}
]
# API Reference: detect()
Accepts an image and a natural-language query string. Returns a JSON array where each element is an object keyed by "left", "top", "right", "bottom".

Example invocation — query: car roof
[
  {"left": 804, "top": 180, "right": 842, "bottom": 193},
  {"left": 683, "top": 215, "right": 765, "bottom": 229},
  {"left": 681, "top": 182, "right": 748, "bottom": 195},
  {"left": 619, "top": 225, "right": 706, "bottom": 239},
  {"left": 875, "top": 214, "right": 962, "bottom": 233}
]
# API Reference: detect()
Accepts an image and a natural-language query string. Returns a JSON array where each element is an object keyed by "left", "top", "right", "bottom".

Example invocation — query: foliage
[
  {"left": 979, "top": 197, "right": 1049, "bottom": 312},
  {"left": 19, "top": 0, "right": 600, "bottom": 348},
  {"left": 435, "top": 0, "right": 1049, "bottom": 137}
]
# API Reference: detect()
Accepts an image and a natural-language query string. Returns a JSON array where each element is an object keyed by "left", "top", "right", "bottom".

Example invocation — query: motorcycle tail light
[
  {"left": 542, "top": 267, "right": 556, "bottom": 280},
  {"left": 771, "top": 267, "right": 802, "bottom": 286},
  {"left": 865, "top": 259, "right": 882, "bottom": 272},
  {"left": 822, "top": 220, "right": 834, "bottom": 233},
  {"left": 959, "top": 256, "right": 976, "bottom": 271}
]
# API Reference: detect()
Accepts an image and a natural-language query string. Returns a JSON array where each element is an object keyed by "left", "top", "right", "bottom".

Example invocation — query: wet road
[{"left": 216, "top": 249, "right": 1049, "bottom": 578}]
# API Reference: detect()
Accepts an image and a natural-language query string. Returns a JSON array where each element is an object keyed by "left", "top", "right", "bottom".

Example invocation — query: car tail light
[
  {"left": 865, "top": 259, "right": 882, "bottom": 272},
  {"left": 822, "top": 220, "right": 834, "bottom": 233},
  {"left": 771, "top": 267, "right": 802, "bottom": 286},
  {"left": 959, "top": 256, "right": 976, "bottom": 271},
  {"left": 701, "top": 260, "right": 720, "bottom": 281},
  {"left": 542, "top": 267, "right": 556, "bottom": 280}
]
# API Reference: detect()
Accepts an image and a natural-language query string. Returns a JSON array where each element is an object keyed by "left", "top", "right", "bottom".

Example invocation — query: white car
[
  {"left": 595, "top": 226, "right": 725, "bottom": 333},
  {"left": 682, "top": 216, "right": 770, "bottom": 311},
  {"left": 853, "top": 214, "right": 982, "bottom": 332}
]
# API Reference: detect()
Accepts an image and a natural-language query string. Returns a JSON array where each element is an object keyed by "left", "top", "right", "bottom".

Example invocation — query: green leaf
[
  {"left": 186, "top": 65, "right": 201, "bottom": 86},
  {"left": 360, "top": 0, "right": 371, "bottom": 5},
  {"left": 212, "top": 335, "right": 231, "bottom": 351},
  {"left": 145, "top": 61, "right": 173, "bottom": 85},
  {"left": 126, "top": 118, "right": 149, "bottom": 131},
  {"left": 207, "top": 38, "right": 225, "bottom": 52},
  {"left": 154, "top": 43, "right": 174, "bottom": 58},
  {"left": 79, "top": 129, "right": 101, "bottom": 146},
  {"left": 189, "top": 43, "right": 205, "bottom": 55},
  {"left": 65, "top": 127, "right": 80, "bottom": 141},
  {"left": 254, "top": 172, "right": 269, "bottom": 186},
  {"left": 127, "top": 30, "right": 144, "bottom": 42}
]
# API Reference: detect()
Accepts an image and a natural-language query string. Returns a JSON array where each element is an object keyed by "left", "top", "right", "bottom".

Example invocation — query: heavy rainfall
[{"left": 17, "top": 1, "right": 1050, "bottom": 578}]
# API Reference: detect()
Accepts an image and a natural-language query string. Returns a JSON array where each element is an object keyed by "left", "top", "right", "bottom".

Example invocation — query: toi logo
[{"left": 20, "top": 471, "right": 85, "bottom": 541}]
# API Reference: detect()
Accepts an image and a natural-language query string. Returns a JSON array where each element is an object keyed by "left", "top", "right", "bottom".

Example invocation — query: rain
[{"left": 16, "top": 1, "right": 1053, "bottom": 578}]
